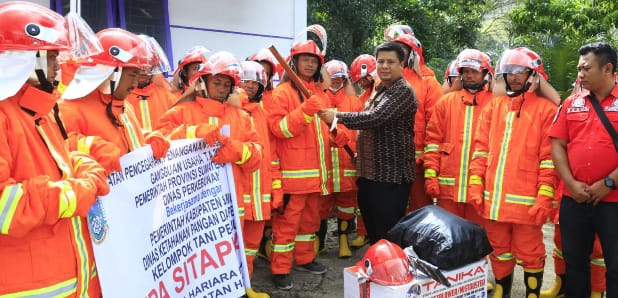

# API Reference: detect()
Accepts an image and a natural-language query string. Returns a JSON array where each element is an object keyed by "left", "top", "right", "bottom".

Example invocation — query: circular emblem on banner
[
  {"left": 88, "top": 200, "right": 108, "bottom": 244},
  {"left": 406, "top": 283, "right": 422, "bottom": 297}
]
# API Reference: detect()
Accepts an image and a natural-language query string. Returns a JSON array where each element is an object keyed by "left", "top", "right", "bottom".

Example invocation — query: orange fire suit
[
  {"left": 126, "top": 82, "right": 177, "bottom": 132},
  {"left": 423, "top": 88, "right": 492, "bottom": 222},
  {"left": 60, "top": 90, "right": 146, "bottom": 156},
  {"left": 0, "top": 85, "right": 106, "bottom": 296},
  {"left": 320, "top": 88, "right": 362, "bottom": 222},
  {"left": 402, "top": 68, "right": 443, "bottom": 212},
  {"left": 267, "top": 80, "right": 332, "bottom": 274},
  {"left": 469, "top": 92, "right": 558, "bottom": 279},
  {"left": 156, "top": 95, "right": 262, "bottom": 222},
  {"left": 240, "top": 98, "right": 280, "bottom": 278}
]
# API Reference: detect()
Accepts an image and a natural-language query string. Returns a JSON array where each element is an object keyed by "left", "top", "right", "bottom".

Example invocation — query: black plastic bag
[{"left": 386, "top": 205, "right": 492, "bottom": 270}]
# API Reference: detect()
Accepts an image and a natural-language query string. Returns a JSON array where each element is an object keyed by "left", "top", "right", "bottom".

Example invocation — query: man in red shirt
[{"left": 550, "top": 42, "right": 618, "bottom": 297}]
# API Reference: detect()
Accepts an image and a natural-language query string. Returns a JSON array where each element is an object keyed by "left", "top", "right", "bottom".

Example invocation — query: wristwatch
[{"left": 604, "top": 176, "right": 617, "bottom": 190}]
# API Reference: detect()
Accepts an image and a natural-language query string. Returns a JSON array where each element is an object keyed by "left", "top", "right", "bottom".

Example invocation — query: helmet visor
[
  {"left": 501, "top": 64, "right": 531, "bottom": 75},
  {"left": 140, "top": 35, "right": 171, "bottom": 74},
  {"left": 61, "top": 12, "right": 103, "bottom": 60}
]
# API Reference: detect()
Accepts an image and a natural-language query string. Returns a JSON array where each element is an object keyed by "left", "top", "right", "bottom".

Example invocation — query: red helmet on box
[{"left": 356, "top": 240, "right": 413, "bottom": 286}]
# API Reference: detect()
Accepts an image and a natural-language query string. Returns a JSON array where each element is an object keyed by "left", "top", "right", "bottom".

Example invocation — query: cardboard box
[{"left": 344, "top": 259, "right": 487, "bottom": 298}]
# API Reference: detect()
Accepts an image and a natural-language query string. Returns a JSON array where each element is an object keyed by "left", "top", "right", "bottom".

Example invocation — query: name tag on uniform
[{"left": 567, "top": 107, "right": 590, "bottom": 113}]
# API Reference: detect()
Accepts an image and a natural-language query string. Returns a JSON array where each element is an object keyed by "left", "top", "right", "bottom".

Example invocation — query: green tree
[
  {"left": 307, "top": 0, "right": 490, "bottom": 80},
  {"left": 508, "top": 0, "right": 618, "bottom": 97}
]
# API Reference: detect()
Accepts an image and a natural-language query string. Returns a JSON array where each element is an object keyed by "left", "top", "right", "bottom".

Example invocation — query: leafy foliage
[{"left": 307, "top": 0, "right": 617, "bottom": 93}]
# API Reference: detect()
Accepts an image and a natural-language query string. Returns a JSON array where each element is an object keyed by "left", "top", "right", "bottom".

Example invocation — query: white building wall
[
  {"left": 3, "top": 0, "right": 307, "bottom": 72},
  {"left": 168, "top": 0, "right": 307, "bottom": 70}
]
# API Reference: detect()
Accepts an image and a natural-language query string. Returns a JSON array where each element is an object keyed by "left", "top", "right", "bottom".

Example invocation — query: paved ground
[{"left": 250, "top": 219, "right": 558, "bottom": 298}]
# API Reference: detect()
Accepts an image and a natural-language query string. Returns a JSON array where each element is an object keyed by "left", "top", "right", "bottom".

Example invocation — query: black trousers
[
  {"left": 356, "top": 177, "right": 412, "bottom": 244},
  {"left": 560, "top": 196, "right": 618, "bottom": 297}
]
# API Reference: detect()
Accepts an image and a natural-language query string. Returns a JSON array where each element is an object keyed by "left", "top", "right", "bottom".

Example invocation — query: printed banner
[{"left": 89, "top": 138, "right": 249, "bottom": 298}]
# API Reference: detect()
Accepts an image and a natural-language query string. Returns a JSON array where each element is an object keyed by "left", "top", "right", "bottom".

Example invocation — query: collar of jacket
[
  {"left": 196, "top": 95, "right": 225, "bottom": 117},
  {"left": 18, "top": 84, "right": 58, "bottom": 116},
  {"left": 242, "top": 101, "right": 261, "bottom": 114},
  {"left": 132, "top": 82, "right": 155, "bottom": 97}
]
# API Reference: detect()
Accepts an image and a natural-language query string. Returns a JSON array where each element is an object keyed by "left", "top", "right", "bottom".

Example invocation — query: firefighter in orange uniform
[
  {"left": 347, "top": 54, "right": 379, "bottom": 248},
  {"left": 385, "top": 25, "right": 444, "bottom": 211},
  {"left": 468, "top": 47, "right": 558, "bottom": 297},
  {"left": 316, "top": 59, "right": 362, "bottom": 258},
  {"left": 125, "top": 35, "right": 177, "bottom": 132},
  {"left": 157, "top": 51, "right": 262, "bottom": 218},
  {"left": 157, "top": 55, "right": 264, "bottom": 298},
  {"left": 0, "top": 2, "right": 109, "bottom": 296},
  {"left": 350, "top": 54, "right": 378, "bottom": 106},
  {"left": 236, "top": 60, "right": 280, "bottom": 298},
  {"left": 59, "top": 28, "right": 170, "bottom": 165},
  {"left": 248, "top": 49, "right": 281, "bottom": 261},
  {"left": 249, "top": 49, "right": 279, "bottom": 110},
  {"left": 171, "top": 45, "right": 210, "bottom": 97},
  {"left": 424, "top": 49, "right": 494, "bottom": 222},
  {"left": 267, "top": 40, "right": 331, "bottom": 290}
]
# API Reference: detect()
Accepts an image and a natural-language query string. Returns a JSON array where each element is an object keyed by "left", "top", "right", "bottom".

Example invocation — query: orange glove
[
  {"left": 64, "top": 152, "right": 109, "bottom": 218},
  {"left": 425, "top": 177, "right": 440, "bottom": 199},
  {"left": 195, "top": 124, "right": 219, "bottom": 146},
  {"left": 145, "top": 131, "right": 170, "bottom": 159},
  {"left": 70, "top": 135, "right": 122, "bottom": 174},
  {"left": 301, "top": 94, "right": 325, "bottom": 115},
  {"left": 528, "top": 194, "right": 553, "bottom": 226},
  {"left": 467, "top": 184, "right": 485, "bottom": 215},
  {"left": 212, "top": 134, "right": 249, "bottom": 164},
  {"left": 271, "top": 187, "right": 284, "bottom": 214}
]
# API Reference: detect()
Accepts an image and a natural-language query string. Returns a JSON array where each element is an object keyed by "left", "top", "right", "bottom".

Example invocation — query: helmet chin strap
[
  {"left": 34, "top": 50, "right": 54, "bottom": 93},
  {"left": 463, "top": 80, "right": 487, "bottom": 94},
  {"left": 504, "top": 72, "right": 532, "bottom": 97},
  {"left": 109, "top": 67, "right": 120, "bottom": 96}
]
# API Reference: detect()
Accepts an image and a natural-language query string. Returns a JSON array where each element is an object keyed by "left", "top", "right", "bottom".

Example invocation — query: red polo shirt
[{"left": 549, "top": 83, "right": 618, "bottom": 202}]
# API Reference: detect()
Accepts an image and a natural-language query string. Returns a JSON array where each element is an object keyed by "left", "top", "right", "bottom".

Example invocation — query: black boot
[
  {"left": 316, "top": 219, "right": 328, "bottom": 255},
  {"left": 524, "top": 269, "right": 544, "bottom": 298},
  {"left": 494, "top": 274, "right": 513, "bottom": 298}
]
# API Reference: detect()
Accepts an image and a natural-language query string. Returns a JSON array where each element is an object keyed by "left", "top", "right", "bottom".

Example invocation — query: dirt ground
[{"left": 249, "top": 219, "right": 558, "bottom": 298}]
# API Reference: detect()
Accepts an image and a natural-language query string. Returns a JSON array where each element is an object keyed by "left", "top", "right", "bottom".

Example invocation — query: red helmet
[
  {"left": 87, "top": 28, "right": 150, "bottom": 69},
  {"left": 456, "top": 49, "right": 494, "bottom": 75},
  {"left": 324, "top": 59, "right": 349, "bottom": 79},
  {"left": 350, "top": 54, "right": 376, "bottom": 83},
  {"left": 496, "top": 48, "right": 547, "bottom": 78},
  {"left": 190, "top": 51, "right": 242, "bottom": 87},
  {"left": 138, "top": 34, "right": 170, "bottom": 74},
  {"left": 0, "top": 1, "right": 70, "bottom": 51},
  {"left": 514, "top": 47, "right": 548, "bottom": 80},
  {"left": 444, "top": 59, "right": 459, "bottom": 80},
  {"left": 384, "top": 24, "right": 415, "bottom": 41},
  {"left": 356, "top": 239, "right": 413, "bottom": 286},
  {"left": 175, "top": 45, "right": 210, "bottom": 76},
  {"left": 240, "top": 61, "right": 267, "bottom": 88},
  {"left": 248, "top": 48, "right": 277, "bottom": 76},
  {"left": 392, "top": 34, "right": 425, "bottom": 66},
  {"left": 290, "top": 40, "right": 324, "bottom": 64}
]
